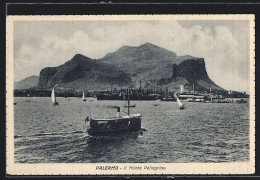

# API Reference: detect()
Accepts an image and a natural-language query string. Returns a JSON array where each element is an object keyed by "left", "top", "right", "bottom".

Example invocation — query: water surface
[{"left": 14, "top": 97, "right": 249, "bottom": 163}]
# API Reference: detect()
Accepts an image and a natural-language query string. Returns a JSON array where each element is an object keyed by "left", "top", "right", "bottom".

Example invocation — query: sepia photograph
[{"left": 6, "top": 15, "right": 255, "bottom": 175}]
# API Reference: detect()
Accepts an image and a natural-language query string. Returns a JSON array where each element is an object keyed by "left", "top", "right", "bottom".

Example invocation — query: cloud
[{"left": 14, "top": 20, "right": 250, "bottom": 92}]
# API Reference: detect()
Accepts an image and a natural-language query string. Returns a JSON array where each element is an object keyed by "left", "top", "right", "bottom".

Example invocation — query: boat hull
[
  {"left": 87, "top": 116, "right": 141, "bottom": 136},
  {"left": 123, "top": 105, "right": 136, "bottom": 108},
  {"left": 53, "top": 102, "right": 59, "bottom": 105}
]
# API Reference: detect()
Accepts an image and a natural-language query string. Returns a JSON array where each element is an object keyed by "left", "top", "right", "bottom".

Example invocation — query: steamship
[{"left": 85, "top": 89, "right": 142, "bottom": 136}]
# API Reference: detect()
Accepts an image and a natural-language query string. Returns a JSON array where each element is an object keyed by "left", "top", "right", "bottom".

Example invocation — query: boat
[
  {"left": 88, "top": 96, "right": 97, "bottom": 102},
  {"left": 82, "top": 92, "right": 87, "bottom": 101},
  {"left": 123, "top": 103, "right": 136, "bottom": 108},
  {"left": 85, "top": 89, "right": 142, "bottom": 136},
  {"left": 235, "top": 99, "right": 247, "bottom": 103},
  {"left": 176, "top": 96, "right": 185, "bottom": 110},
  {"left": 25, "top": 94, "right": 31, "bottom": 102},
  {"left": 51, "top": 87, "right": 59, "bottom": 105},
  {"left": 161, "top": 97, "right": 176, "bottom": 101},
  {"left": 124, "top": 104, "right": 136, "bottom": 108}
]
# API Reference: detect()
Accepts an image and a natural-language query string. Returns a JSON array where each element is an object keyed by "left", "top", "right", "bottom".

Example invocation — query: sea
[{"left": 14, "top": 97, "right": 250, "bottom": 163}]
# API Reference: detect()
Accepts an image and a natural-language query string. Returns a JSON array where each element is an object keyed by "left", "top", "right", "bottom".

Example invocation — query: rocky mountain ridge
[
  {"left": 15, "top": 76, "right": 39, "bottom": 89},
  {"left": 16, "top": 43, "right": 223, "bottom": 91}
]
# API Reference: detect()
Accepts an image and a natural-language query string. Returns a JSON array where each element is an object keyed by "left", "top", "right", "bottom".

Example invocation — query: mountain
[
  {"left": 36, "top": 43, "right": 222, "bottom": 91},
  {"left": 100, "top": 43, "right": 222, "bottom": 91},
  {"left": 101, "top": 43, "right": 177, "bottom": 75},
  {"left": 15, "top": 76, "right": 39, "bottom": 89},
  {"left": 37, "top": 54, "right": 131, "bottom": 90}
]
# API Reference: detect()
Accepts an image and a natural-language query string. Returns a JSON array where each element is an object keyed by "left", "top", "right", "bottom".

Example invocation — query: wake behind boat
[{"left": 85, "top": 89, "right": 142, "bottom": 136}]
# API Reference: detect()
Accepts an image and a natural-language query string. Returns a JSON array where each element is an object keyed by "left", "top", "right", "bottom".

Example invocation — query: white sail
[
  {"left": 51, "top": 88, "right": 56, "bottom": 103},
  {"left": 82, "top": 92, "right": 85, "bottom": 100},
  {"left": 176, "top": 96, "right": 183, "bottom": 107}
]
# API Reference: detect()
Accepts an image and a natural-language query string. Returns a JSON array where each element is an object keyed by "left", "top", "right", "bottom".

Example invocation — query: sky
[{"left": 13, "top": 19, "right": 251, "bottom": 93}]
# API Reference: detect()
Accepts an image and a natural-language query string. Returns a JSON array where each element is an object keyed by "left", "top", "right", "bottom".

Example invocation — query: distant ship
[
  {"left": 235, "top": 99, "right": 247, "bottom": 103},
  {"left": 51, "top": 87, "right": 59, "bottom": 106},
  {"left": 161, "top": 97, "right": 176, "bottom": 101},
  {"left": 85, "top": 89, "right": 142, "bottom": 136},
  {"left": 176, "top": 96, "right": 185, "bottom": 110},
  {"left": 82, "top": 92, "right": 87, "bottom": 101}
]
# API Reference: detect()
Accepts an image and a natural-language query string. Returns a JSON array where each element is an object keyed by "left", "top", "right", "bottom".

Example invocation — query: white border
[{"left": 6, "top": 15, "right": 255, "bottom": 175}]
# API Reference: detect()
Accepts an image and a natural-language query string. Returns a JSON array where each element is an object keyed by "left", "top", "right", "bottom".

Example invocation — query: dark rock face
[
  {"left": 169, "top": 58, "right": 221, "bottom": 90},
  {"left": 37, "top": 54, "right": 131, "bottom": 89},
  {"left": 177, "top": 59, "right": 208, "bottom": 82},
  {"left": 36, "top": 43, "right": 222, "bottom": 91},
  {"left": 38, "top": 67, "right": 58, "bottom": 87},
  {"left": 171, "top": 64, "right": 178, "bottom": 79}
]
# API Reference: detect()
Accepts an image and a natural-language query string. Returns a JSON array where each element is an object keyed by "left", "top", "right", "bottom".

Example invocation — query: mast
[
  {"left": 111, "top": 83, "right": 113, "bottom": 95},
  {"left": 210, "top": 88, "right": 212, "bottom": 101},
  {"left": 166, "top": 86, "right": 168, "bottom": 101},
  {"left": 127, "top": 88, "right": 130, "bottom": 115}
]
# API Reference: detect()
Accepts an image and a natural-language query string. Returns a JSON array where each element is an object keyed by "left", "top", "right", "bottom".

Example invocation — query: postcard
[{"left": 6, "top": 14, "right": 255, "bottom": 175}]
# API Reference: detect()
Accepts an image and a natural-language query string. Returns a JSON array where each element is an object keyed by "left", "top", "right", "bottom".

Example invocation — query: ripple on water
[{"left": 14, "top": 98, "right": 250, "bottom": 163}]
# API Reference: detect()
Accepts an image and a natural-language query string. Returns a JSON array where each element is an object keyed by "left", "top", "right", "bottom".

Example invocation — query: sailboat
[
  {"left": 25, "top": 94, "right": 31, "bottom": 102},
  {"left": 85, "top": 89, "right": 142, "bottom": 136},
  {"left": 51, "top": 87, "right": 59, "bottom": 105},
  {"left": 176, "top": 96, "right": 185, "bottom": 110},
  {"left": 82, "top": 92, "right": 87, "bottom": 101}
]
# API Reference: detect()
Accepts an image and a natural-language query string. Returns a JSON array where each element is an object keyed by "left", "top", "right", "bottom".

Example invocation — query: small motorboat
[{"left": 85, "top": 89, "right": 142, "bottom": 136}]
